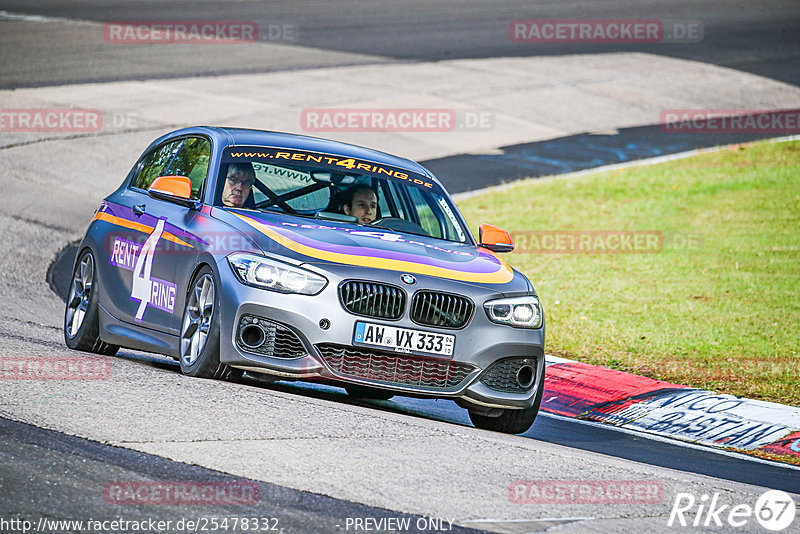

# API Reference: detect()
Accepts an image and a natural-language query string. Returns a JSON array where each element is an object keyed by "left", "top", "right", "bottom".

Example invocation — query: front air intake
[
  {"left": 410, "top": 291, "right": 474, "bottom": 329},
  {"left": 316, "top": 343, "right": 476, "bottom": 390},
  {"left": 236, "top": 315, "right": 307, "bottom": 358},
  {"left": 339, "top": 280, "right": 406, "bottom": 320},
  {"left": 480, "top": 357, "right": 539, "bottom": 393}
]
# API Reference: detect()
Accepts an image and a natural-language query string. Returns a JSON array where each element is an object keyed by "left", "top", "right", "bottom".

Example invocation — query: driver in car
[
  {"left": 340, "top": 185, "right": 378, "bottom": 224},
  {"left": 221, "top": 163, "right": 256, "bottom": 208}
]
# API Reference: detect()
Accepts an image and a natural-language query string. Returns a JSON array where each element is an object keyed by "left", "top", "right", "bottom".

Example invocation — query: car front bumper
[{"left": 216, "top": 257, "right": 545, "bottom": 410}]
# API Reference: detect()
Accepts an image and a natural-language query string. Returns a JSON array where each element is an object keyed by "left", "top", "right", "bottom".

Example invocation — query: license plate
[{"left": 353, "top": 321, "right": 455, "bottom": 357}]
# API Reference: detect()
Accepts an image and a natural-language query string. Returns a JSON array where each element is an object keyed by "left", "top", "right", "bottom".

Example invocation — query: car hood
[{"left": 213, "top": 208, "right": 530, "bottom": 291}]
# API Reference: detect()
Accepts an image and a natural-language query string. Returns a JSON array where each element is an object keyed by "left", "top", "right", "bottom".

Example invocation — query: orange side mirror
[
  {"left": 149, "top": 175, "right": 192, "bottom": 200},
  {"left": 479, "top": 223, "right": 514, "bottom": 253}
]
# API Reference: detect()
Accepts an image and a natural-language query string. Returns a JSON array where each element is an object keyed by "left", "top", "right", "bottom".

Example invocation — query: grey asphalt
[
  {"left": 248, "top": 379, "right": 800, "bottom": 495},
  {"left": 1, "top": 0, "right": 799, "bottom": 88},
  {"left": 0, "top": 416, "right": 483, "bottom": 534}
]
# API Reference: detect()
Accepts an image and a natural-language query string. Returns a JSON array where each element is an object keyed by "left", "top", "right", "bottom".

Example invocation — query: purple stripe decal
[{"left": 238, "top": 213, "right": 503, "bottom": 274}]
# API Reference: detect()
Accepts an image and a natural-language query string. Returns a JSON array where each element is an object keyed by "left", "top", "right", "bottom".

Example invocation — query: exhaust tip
[
  {"left": 515, "top": 364, "right": 535, "bottom": 389},
  {"left": 240, "top": 324, "right": 266, "bottom": 349}
]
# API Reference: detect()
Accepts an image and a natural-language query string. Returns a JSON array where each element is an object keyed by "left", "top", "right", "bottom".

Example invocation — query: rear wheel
[
  {"left": 64, "top": 249, "right": 119, "bottom": 356},
  {"left": 179, "top": 266, "right": 241, "bottom": 380},
  {"left": 468, "top": 379, "right": 543, "bottom": 434},
  {"left": 345, "top": 385, "right": 394, "bottom": 401}
]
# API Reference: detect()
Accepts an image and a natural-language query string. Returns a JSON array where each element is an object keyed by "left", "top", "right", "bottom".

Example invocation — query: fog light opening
[
  {"left": 516, "top": 364, "right": 535, "bottom": 389},
  {"left": 240, "top": 324, "right": 266, "bottom": 349}
]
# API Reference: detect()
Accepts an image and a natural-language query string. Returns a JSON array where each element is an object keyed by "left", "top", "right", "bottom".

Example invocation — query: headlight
[
  {"left": 227, "top": 252, "right": 327, "bottom": 295},
  {"left": 484, "top": 296, "right": 543, "bottom": 329}
]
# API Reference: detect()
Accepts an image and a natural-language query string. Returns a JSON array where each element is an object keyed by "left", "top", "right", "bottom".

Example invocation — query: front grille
[
  {"left": 237, "top": 315, "right": 307, "bottom": 358},
  {"left": 316, "top": 343, "right": 475, "bottom": 390},
  {"left": 410, "top": 291, "right": 474, "bottom": 329},
  {"left": 339, "top": 281, "right": 406, "bottom": 320},
  {"left": 480, "top": 358, "right": 538, "bottom": 393}
]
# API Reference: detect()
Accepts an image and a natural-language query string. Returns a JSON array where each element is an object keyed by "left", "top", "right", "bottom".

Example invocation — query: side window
[
  {"left": 133, "top": 140, "right": 183, "bottom": 191},
  {"left": 380, "top": 181, "right": 407, "bottom": 220},
  {"left": 163, "top": 137, "right": 211, "bottom": 200},
  {"left": 407, "top": 187, "right": 444, "bottom": 239}
]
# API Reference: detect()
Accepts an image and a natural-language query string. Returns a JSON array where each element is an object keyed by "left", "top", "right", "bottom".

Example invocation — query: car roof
[{"left": 155, "top": 126, "right": 439, "bottom": 182}]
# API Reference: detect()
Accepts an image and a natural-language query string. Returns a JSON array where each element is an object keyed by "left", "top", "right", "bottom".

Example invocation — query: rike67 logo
[{"left": 668, "top": 490, "right": 796, "bottom": 531}]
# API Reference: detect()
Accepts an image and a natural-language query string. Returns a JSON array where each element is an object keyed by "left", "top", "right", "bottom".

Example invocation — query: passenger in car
[{"left": 340, "top": 186, "right": 379, "bottom": 224}]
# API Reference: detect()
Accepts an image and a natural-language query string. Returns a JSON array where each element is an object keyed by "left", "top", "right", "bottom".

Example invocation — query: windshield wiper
[
  {"left": 364, "top": 223, "right": 402, "bottom": 234},
  {"left": 315, "top": 211, "right": 358, "bottom": 224}
]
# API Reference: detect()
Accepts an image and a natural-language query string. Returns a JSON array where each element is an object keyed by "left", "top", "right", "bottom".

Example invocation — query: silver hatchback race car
[{"left": 64, "top": 127, "right": 545, "bottom": 434}]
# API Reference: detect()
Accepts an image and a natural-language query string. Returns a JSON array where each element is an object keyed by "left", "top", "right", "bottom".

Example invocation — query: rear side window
[
  {"left": 134, "top": 140, "right": 182, "bottom": 191},
  {"left": 133, "top": 137, "right": 211, "bottom": 200},
  {"left": 164, "top": 138, "right": 211, "bottom": 200}
]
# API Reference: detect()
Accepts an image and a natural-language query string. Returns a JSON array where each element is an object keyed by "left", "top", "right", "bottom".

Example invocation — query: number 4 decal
[
  {"left": 131, "top": 219, "right": 165, "bottom": 322},
  {"left": 335, "top": 158, "right": 356, "bottom": 170}
]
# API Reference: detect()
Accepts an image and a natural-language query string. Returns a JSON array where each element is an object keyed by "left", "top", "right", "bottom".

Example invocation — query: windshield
[{"left": 216, "top": 146, "right": 470, "bottom": 244}]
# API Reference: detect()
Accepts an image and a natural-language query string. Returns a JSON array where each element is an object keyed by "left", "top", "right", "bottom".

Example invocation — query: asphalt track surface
[
  {"left": 1, "top": 417, "right": 482, "bottom": 534},
  {"left": 2, "top": 1, "right": 800, "bottom": 532},
  {"left": 0, "top": 0, "right": 799, "bottom": 88}
]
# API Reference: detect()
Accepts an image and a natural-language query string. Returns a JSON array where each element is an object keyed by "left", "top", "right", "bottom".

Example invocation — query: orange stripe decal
[
  {"left": 93, "top": 212, "right": 193, "bottom": 248},
  {"left": 234, "top": 213, "right": 513, "bottom": 284}
]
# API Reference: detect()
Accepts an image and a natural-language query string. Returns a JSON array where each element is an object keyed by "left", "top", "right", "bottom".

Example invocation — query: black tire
[
  {"left": 64, "top": 248, "right": 119, "bottom": 356},
  {"left": 179, "top": 266, "right": 242, "bottom": 381},
  {"left": 345, "top": 385, "right": 395, "bottom": 401},
  {"left": 468, "top": 380, "right": 544, "bottom": 434}
]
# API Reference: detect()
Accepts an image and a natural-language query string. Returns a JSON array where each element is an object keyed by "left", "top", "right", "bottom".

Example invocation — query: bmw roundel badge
[{"left": 400, "top": 274, "right": 416, "bottom": 285}]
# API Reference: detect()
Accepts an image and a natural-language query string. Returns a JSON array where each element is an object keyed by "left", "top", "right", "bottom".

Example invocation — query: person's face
[
  {"left": 344, "top": 189, "right": 378, "bottom": 224},
  {"left": 222, "top": 170, "right": 254, "bottom": 208}
]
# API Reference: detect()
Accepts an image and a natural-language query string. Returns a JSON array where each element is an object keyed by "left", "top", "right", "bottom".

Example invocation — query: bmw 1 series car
[{"left": 64, "top": 126, "right": 545, "bottom": 434}]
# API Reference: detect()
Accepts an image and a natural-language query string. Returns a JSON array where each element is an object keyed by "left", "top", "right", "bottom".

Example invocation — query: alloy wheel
[
  {"left": 181, "top": 274, "right": 215, "bottom": 366},
  {"left": 65, "top": 253, "right": 94, "bottom": 338}
]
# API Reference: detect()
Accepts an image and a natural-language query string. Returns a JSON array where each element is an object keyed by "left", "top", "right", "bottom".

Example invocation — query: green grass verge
[{"left": 457, "top": 140, "right": 800, "bottom": 406}]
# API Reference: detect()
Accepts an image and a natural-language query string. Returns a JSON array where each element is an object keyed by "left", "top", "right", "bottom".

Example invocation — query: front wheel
[
  {"left": 64, "top": 249, "right": 119, "bottom": 356},
  {"left": 468, "top": 380, "right": 543, "bottom": 434},
  {"left": 179, "top": 266, "right": 241, "bottom": 381}
]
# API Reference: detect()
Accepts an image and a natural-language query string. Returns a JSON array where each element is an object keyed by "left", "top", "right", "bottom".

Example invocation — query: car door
[
  {"left": 102, "top": 136, "right": 210, "bottom": 334},
  {"left": 155, "top": 136, "right": 213, "bottom": 335}
]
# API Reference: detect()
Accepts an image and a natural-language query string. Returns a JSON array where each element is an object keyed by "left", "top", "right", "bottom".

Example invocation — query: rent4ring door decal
[{"left": 108, "top": 218, "right": 177, "bottom": 321}]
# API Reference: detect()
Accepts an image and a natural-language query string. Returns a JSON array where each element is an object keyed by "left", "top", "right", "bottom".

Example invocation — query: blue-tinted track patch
[{"left": 423, "top": 124, "right": 783, "bottom": 193}]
